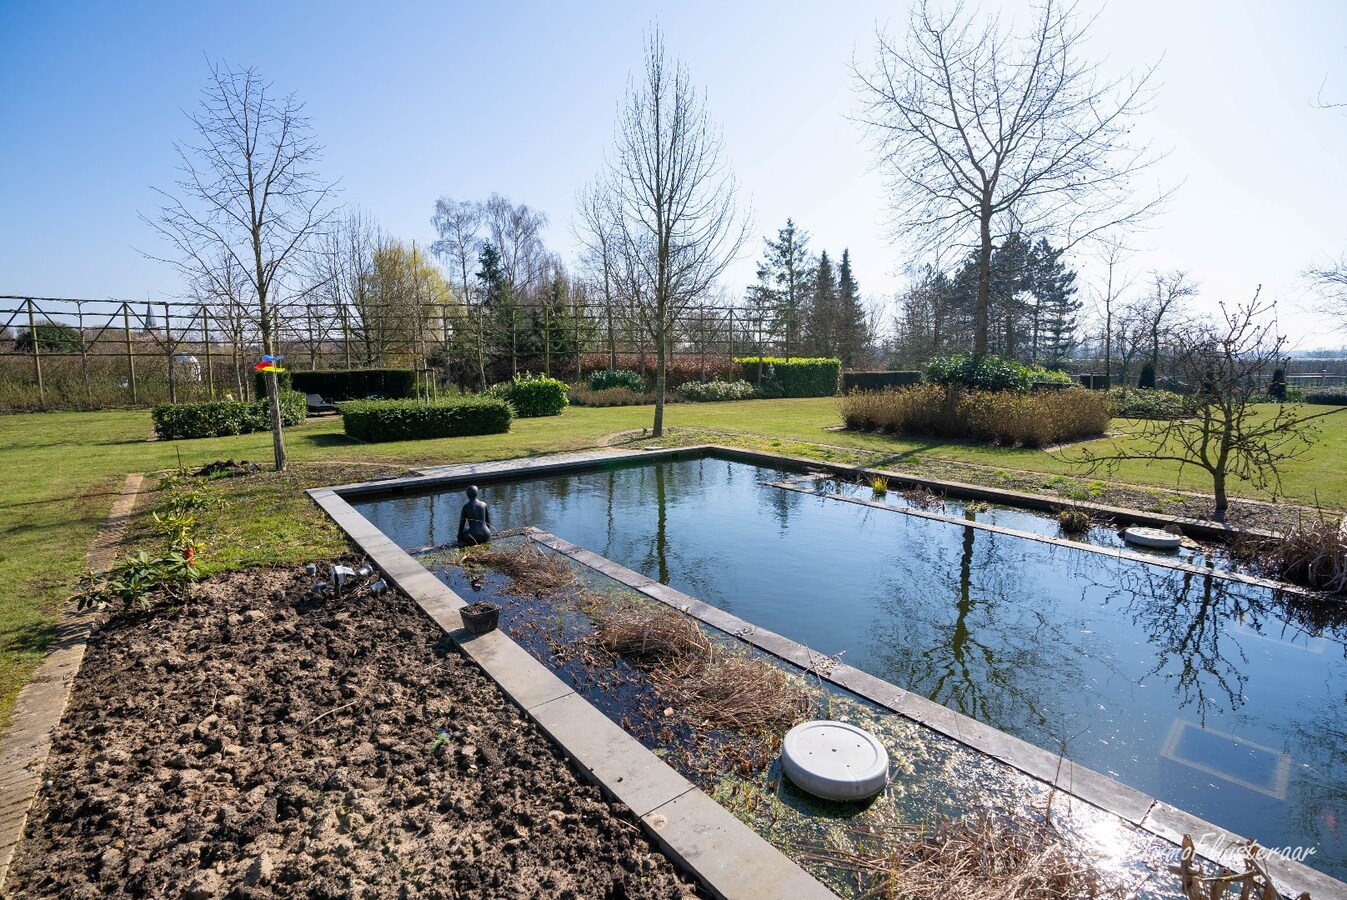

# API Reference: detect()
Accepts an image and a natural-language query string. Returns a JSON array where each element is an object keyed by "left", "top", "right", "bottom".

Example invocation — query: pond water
[{"left": 355, "top": 455, "right": 1347, "bottom": 880}]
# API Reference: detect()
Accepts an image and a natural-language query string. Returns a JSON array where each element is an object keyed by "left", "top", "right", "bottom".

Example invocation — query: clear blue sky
[{"left": 2, "top": 1, "right": 1345, "bottom": 346}]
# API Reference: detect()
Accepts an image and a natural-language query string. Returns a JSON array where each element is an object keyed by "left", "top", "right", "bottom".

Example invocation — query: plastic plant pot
[{"left": 460, "top": 601, "right": 501, "bottom": 636}]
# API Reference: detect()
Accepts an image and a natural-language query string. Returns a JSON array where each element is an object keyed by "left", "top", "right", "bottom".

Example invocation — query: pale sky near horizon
[{"left": 2, "top": 1, "right": 1345, "bottom": 348}]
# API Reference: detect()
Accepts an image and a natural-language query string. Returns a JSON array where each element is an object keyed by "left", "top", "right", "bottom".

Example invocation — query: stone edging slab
[
  {"left": 0, "top": 472, "right": 144, "bottom": 891},
  {"left": 306, "top": 485, "right": 838, "bottom": 900}
]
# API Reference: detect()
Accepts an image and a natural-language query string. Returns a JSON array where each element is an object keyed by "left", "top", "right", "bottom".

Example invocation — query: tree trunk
[
  {"left": 975, "top": 207, "right": 992, "bottom": 356},
  {"left": 1212, "top": 467, "right": 1227, "bottom": 521},
  {"left": 652, "top": 319, "right": 667, "bottom": 438},
  {"left": 266, "top": 369, "right": 286, "bottom": 471}
]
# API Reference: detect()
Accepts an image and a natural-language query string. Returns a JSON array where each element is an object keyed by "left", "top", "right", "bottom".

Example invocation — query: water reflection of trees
[{"left": 866, "top": 516, "right": 1102, "bottom": 749}]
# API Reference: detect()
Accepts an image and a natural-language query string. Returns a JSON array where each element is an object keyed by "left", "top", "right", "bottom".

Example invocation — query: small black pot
[{"left": 460, "top": 601, "right": 501, "bottom": 636}]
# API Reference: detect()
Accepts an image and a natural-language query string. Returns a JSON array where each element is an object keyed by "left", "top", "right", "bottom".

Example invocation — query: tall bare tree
[
  {"left": 1305, "top": 256, "right": 1347, "bottom": 329},
  {"left": 431, "top": 197, "right": 486, "bottom": 386},
  {"left": 482, "top": 194, "right": 550, "bottom": 304},
  {"left": 145, "top": 61, "right": 335, "bottom": 470},
  {"left": 856, "top": 0, "right": 1166, "bottom": 356},
  {"left": 1139, "top": 269, "right": 1198, "bottom": 371},
  {"left": 588, "top": 29, "right": 749, "bottom": 436},
  {"left": 310, "top": 208, "right": 379, "bottom": 364}
]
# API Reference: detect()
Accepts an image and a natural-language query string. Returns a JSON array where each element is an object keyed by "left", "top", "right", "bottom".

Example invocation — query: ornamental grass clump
[
  {"left": 841, "top": 384, "right": 1109, "bottom": 448},
  {"left": 1256, "top": 522, "right": 1347, "bottom": 594}
]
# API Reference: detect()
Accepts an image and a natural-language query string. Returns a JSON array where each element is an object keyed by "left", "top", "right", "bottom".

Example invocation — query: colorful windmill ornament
[{"left": 254, "top": 354, "right": 286, "bottom": 374}]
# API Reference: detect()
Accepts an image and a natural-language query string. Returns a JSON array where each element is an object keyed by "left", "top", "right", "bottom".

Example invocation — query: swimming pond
[{"left": 354, "top": 455, "right": 1347, "bottom": 880}]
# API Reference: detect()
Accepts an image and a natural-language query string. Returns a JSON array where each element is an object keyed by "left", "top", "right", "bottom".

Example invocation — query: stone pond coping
[
  {"left": 307, "top": 481, "right": 838, "bottom": 900},
  {"left": 313, "top": 445, "right": 1345, "bottom": 899}
]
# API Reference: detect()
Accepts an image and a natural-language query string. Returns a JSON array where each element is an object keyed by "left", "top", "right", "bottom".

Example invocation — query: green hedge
[
  {"left": 498, "top": 373, "right": 568, "bottom": 417},
  {"left": 340, "top": 396, "right": 513, "bottom": 442},
  {"left": 255, "top": 368, "right": 417, "bottom": 401},
  {"left": 152, "top": 391, "right": 306, "bottom": 440},
  {"left": 736, "top": 357, "right": 841, "bottom": 397},
  {"left": 1305, "top": 388, "right": 1347, "bottom": 406},
  {"left": 843, "top": 371, "right": 921, "bottom": 392}
]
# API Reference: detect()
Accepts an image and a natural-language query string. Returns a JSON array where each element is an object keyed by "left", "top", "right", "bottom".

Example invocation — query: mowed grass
[{"left": 2, "top": 396, "right": 1345, "bottom": 724}]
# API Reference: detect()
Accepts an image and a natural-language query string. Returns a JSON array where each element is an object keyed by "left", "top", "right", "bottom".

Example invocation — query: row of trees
[{"left": 745, "top": 220, "right": 872, "bottom": 366}]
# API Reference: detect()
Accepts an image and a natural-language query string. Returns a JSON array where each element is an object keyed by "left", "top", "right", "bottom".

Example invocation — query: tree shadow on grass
[
  {"left": 0, "top": 620, "right": 57, "bottom": 658},
  {"left": 294, "top": 432, "right": 363, "bottom": 449}
]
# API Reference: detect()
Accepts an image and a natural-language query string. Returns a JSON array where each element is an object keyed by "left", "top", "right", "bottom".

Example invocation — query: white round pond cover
[
  {"left": 781, "top": 720, "right": 889, "bottom": 802},
  {"left": 1123, "top": 526, "right": 1182, "bottom": 549}
]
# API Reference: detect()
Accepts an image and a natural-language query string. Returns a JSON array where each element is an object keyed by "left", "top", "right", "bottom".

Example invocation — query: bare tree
[
  {"left": 1305, "top": 255, "right": 1347, "bottom": 330},
  {"left": 1078, "top": 291, "right": 1344, "bottom": 519},
  {"left": 588, "top": 29, "right": 749, "bottom": 436},
  {"left": 145, "top": 61, "right": 335, "bottom": 470},
  {"left": 1138, "top": 269, "right": 1198, "bottom": 372},
  {"left": 855, "top": 0, "right": 1167, "bottom": 356},
  {"left": 431, "top": 198, "right": 486, "bottom": 386},
  {"left": 575, "top": 182, "right": 623, "bottom": 372},
  {"left": 1089, "top": 241, "right": 1133, "bottom": 385},
  {"left": 482, "top": 194, "right": 550, "bottom": 303},
  {"left": 310, "top": 208, "right": 379, "bottom": 364}
]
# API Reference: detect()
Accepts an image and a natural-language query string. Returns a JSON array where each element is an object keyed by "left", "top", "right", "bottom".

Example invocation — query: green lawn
[{"left": 2, "top": 397, "right": 1345, "bottom": 725}]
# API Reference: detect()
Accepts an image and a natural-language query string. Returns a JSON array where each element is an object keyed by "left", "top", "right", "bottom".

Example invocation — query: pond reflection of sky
[{"left": 355, "top": 456, "right": 1347, "bottom": 881}]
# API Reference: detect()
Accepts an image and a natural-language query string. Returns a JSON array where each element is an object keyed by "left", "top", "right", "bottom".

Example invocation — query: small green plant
[
  {"left": 589, "top": 369, "right": 646, "bottom": 392},
  {"left": 1056, "top": 508, "right": 1092, "bottom": 534},
  {"left": 74, "top": 549, "right": 200, "bottom": 612},
  {"left": 869, "top": 473, "right": 889, "bottom": 495},
  {"left": 499, "top": 373, "right": 568, "bottom": 417}
]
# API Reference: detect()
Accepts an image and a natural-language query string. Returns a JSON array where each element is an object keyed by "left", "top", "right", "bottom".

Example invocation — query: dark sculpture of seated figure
[{"left": 457, "top": 485, "right": 494, "bottom": 546}]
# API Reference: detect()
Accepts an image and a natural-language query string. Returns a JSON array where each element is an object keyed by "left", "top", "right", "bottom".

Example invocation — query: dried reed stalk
[
  {"left": 467, "top": 545, "right": 579, "bottom": 596},
  {"left": 651, "top": 652, "right": 809, "bottom": 734},
  {"left": 803, "top": 813, "right": 1133, "bottom": 900}
]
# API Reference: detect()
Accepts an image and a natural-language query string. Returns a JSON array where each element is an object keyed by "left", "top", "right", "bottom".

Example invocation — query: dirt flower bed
[{"left": 6, "top": 563, "right": 701, "bottom": 899}]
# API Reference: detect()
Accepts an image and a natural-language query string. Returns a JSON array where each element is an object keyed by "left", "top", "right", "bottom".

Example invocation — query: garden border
[{"left": 313, "top": 445, "right": 1345, "bottom": 898}]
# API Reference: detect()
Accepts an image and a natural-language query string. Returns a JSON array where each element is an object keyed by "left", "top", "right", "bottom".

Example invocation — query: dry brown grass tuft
[
  {"left": 806, "top": 812, "right": 1132, "bottom": 900},
  {"left": 1261, "top": 522, "right": 1347, "bottom": 594},
  {"left": 595, "top": 606, "right": 711, "bottom": 672},
  {"left": 652, "top": 652, "right": 809, "bottom": 734},
  {"left": 466, "top": 544, "right": 579, "bottom": 596}
]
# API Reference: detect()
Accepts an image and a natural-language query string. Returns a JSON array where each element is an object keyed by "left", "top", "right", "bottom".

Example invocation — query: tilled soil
[{"left": 5, "top": 563, "right": 701, "bottom": 899}]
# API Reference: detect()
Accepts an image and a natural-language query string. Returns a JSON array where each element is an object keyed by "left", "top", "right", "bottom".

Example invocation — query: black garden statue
[{"left": 457, "top": 485, "right": 494, "bottom": 546}]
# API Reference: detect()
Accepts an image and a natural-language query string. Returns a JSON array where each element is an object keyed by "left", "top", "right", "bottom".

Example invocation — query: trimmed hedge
[
  {"left": 499, "top": 373, "right": 568, "bottom": 417},
  {"left": 152, "top": 391, "right": 306, "bottom": 440},
  {"left": 589, "top": 369, "right": 646, "bottom": 392},
  {"left": 255, "top": 368, "right": 416, "bottom": 401},
  {"left": 676, "top": 379, "right": 756, "bottom": 402},
  {"left": 843, "top": 371, "right": 921, "bottom": 392},
  {"left": 1108, "top": 387, "right": 1192, "bottom": 419},
  {"left": 736, "top": 357, "right": 841, "bottom": 397},
  {"left": 840, "top": 383, "right": 1109, "bottom": 448},
  {"left": 340, "top": 397, "right": 513, "bottom": 442},
  {"left": 1305, "top": 388, "right": 1347, "bottom": 406},
  {"left": 567, "top": 386, "right": 659, "bottom": 407}
]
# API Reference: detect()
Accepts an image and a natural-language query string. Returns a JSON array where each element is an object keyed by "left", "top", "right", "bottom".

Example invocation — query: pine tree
[
  {"left": 1030, "top": 238, "right": 1081, "bottom": 366},
  {"left": 805, "top": 251, "right": 838, "bottom": 356},
  {"left": 836, "top": 250, "right": 870, "bottom": 366},
  {"left": 757, "top": 219, "right": 814, "bottom": 359}
]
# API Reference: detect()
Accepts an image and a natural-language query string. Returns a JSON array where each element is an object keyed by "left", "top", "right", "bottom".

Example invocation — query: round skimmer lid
[
  {"left": 781, "top": 720, "right": 889, "bottom": 801},
  {"left": 1123, "top": 526, "right": 1182, "bottom": 549}
]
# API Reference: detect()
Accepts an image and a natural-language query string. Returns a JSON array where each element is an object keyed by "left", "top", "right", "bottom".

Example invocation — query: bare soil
[{"left": 5, "top": 563, "right": 701, "bottom": 899}]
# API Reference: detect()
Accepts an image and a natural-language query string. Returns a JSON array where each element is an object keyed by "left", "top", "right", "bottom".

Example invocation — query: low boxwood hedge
[
  {"left": 736, "top": 357, "right": 841, "bottom": 397},
  {"left": 676, "top": 379, "right": 756, "bottom": 402},
  {"left": 340, "top": 396, "right": 513, "bottom": 442},
  {"left": 1305, "top": 388, "right": 1347, "bottom": 406},
  {"left": 152, "top": 391, "right": 306, "bottom": 440},
  {"left": 589, "top": 369, "right": 646, "bottom": 392}
]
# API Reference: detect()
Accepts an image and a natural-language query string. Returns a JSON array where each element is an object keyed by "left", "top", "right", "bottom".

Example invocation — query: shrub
[
  {"left": 1305, "top": 388, "right": 1347, "bottom": 406},
  {"left": 735, "top": 357, "right": 841, "bottom": 397},
  {"left": 1138, "top": 362, "right": 1157, "bottom": 389},
  {"left": 255, "top": 368, "right": 417, "bottom": 401},
  {"left": 1268, "top": 367, "right": 1287, "bottom": 402},
  {"left": 589, "top": 369, "right": 646, "bottom": 392},
  {"left": 1057, "top": 509, "right": 1092, "bottom": 534},
  {"left": 840, "top": 384, "right": 1110, "bottom": 448},
  {"left": 579, "top": 353, "right": 738, "bottom": 387},
  {"left": 340, "top": 396, "right": 513, "bottom": 442},
  {"left": 73, "top": 549, "right": 200, "bottom": 612},
  {"left": 151, "top": 391, "right": 305, "bottom": 440},
  {"left": 926, "top": 353, "right": 1033, "bottom": 393},
  {"left": 1107, "top": 387, "right": 1192, "bottom": 419},
  {"left": 500, "top": 373, "right": 568, "bottom": 417},
  {"left": 843, "top": 371, "right": 922, "bottom": 392},
  {"left": 567, "top": 386, "right": 658, "bottom": 407},
  {"left": 676, "top": 379, "right": 756, "bottom": 402}
]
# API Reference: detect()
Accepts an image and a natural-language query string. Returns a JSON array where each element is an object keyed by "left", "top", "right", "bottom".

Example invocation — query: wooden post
[
  {"left": 699, "top": 305, "right": 706, "bottom": 381},
  {"left": 511, "top": 308, "right": 518, "bottom": 377},
  {"left": 202, "top": 306, "right": 214, "bottom": 399},
  {"left": 728, "top": 307, "right": 735, "bottom": 361},
  {"left": 341, "top": 306, "right": 352, "bottom": 370},
  {"left": 607, "top": 303, "right": 616, "bottom": 372},
  {"left": 164, "top": 301, "right": 176, "bottom": 404},
  {"left": 26, "top": 298, "right": 45, "bottom": 411},
  {"left": 123, "top": 302, "right": 137, "bottom": 405},
  {"left": 78, "top": 302, "right": 90, "bottom": 404},
  {"left": 543, "top": 305, "right": 551, "bottom": 377},
  {"left": 575, "top": 308, "right": 582, "bottom": 382}
]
